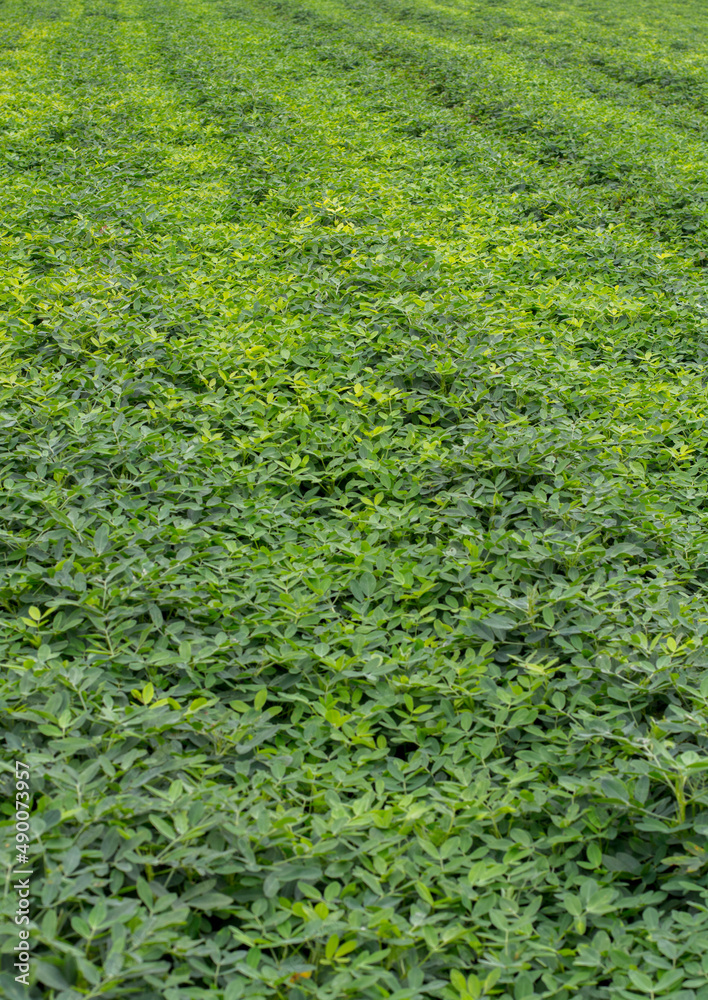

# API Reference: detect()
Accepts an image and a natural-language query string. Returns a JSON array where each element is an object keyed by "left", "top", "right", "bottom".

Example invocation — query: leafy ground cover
[{"left": 2, "top": 0, "right": 708, "bottom": 996}]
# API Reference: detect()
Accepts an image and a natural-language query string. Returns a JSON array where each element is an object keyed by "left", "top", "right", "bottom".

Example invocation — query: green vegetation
[{"left": 3, "top": 0, "right": 708, "bottom": 996}]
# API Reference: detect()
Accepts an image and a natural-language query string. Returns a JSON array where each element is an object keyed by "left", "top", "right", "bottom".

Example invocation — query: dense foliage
[{"left": 2, "top": 0, "right": 708, "bottom": 996}]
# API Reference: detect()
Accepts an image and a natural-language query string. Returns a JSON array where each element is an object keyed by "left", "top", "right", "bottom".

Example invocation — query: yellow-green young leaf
[
  {"left": 325, "top": 707, "right": 342, "bottom": 726},
  {"left": 142, "top": 682, "right": 155, "bottom": 705},
  {"left": 131, "top": 688, "right": 144, "bottom": 703},
  {"left": 325, "top": 933, "right": 339, "bottom": 960},
  {"left": 416, "top": 881, "right": 434, "bottom": 905},
  {"left": 484, "top": 969, "right": 501, "bottom": 992},
  {"left": 314, "top": 902, "right": 329, "bottom": 920},
  {"left": 254, "top": 688, "right": 267, "bottom": 711},
  {"left": 28, "top": 606, "right": 42, "bottom": 621},
  {"left": 335, "top": 939, "right": 358, "bottom": 959},
  {"left": 451, "top": 970, "right": 467, "bottom": 994},
  {"left": 587, "top": 843, "right": 602, "bottom": 867},
  {"left": 187, "top": 697, "right": 209, "bottom": 713},
  {"left": 466, "top": 974, "right": 481, "bottom": 1000}
]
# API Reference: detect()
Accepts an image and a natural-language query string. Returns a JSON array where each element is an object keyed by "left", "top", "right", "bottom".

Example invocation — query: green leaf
[
  {"left": 325, "top": 933, "right": 340, "bottom": 960},
  {"left": 263, "top": 874, "right": 280, "bottom": 898},
  {"left": 467, "top": 974, "right": 482, "bottom": 1000},
  {"left": 189, "top": 892, "right": 234, "bottom": 911},
  {"left": 451, "top": 969, "right": 467, "bottom": 993},
  {"left": 149, "top": 814, "right": 176, "bottom": 840},
  {"left": 416, "top": 881, "right": 435, "bottom": 905},
  {"left": 586, "top": 888, "right": 618, "bottom": 913},
  {"left": 335, "top": 939, "right": 358, "bottom": 958},
  {"left": 148, "top": 604, "right": 163, "bottom": 627},
  {"left": 654, "top": 969, "right": 684, "bottom": 993},
  {"left": 586, "top": 843, "right": 602, "bottom": 867},
  {"left": 600, "top": 776, "right": 629, "bottom": 802},
  {"left": 35, "top": 962, "right": 70, "bottom": 990},
  {"left": 627, "top": 970, "right": 654, "bottom": 993},
  {"left": 484, "top": 969, "right": 501, "bottom": 992},
  {"left": 71, "top": 916, "right": 92, "bottom": 939},
  {"left": 136, "top": 878, "right": 153, "bottom": 908},
  {"left": 94, "top": 524, "right": 111, "bottom": 554}
]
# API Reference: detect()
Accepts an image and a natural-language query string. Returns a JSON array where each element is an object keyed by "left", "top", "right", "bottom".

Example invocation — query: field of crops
[{"left": 3, "top": 0, "right": 708, "bottom": 996}]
